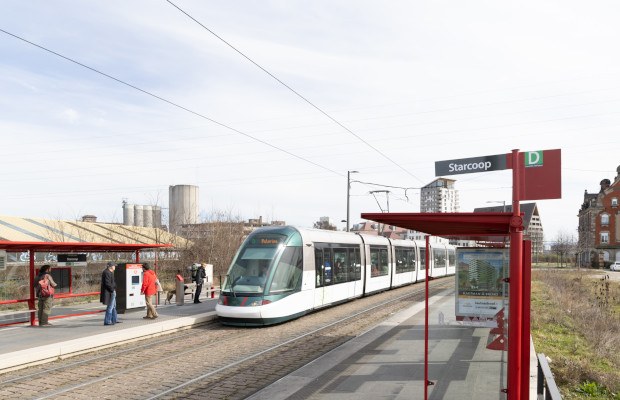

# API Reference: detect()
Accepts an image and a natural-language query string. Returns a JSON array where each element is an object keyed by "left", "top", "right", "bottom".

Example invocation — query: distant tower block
[
  {"left": 169, "top": 184, "right": 199, "bottom": 232},
  {"left": 123, "top": 202, "right": 135, "bottom": 226},
  {"left": 134, "top": 205, "right": 144, "bottom": 227}
]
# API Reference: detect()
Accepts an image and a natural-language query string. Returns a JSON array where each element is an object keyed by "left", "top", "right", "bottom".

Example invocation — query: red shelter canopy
[{"left": 360, "top": 212, "right": 514, "bottom": 241}]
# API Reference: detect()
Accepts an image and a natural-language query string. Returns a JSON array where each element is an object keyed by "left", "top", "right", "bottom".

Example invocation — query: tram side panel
[
  {"left": 390, "top": 240, "right": 418, "bottom": 288},
  {"left": 430, "top": 244, "right": 447, "bottom": 279},
  {"left": 360, "top": 234, "right": 392, "bottom": 295},
  {"left": 446, "top": 246, "right": 456, "bottom": 275},
  {"left": 312, "top": 241, "right": 364, "bottom": 310},
  {"left": 261, "top": 243, "right": 316, "bottom": 321},
  {"left": 415, "top": 244, "right": 428, "bottom": 282}
]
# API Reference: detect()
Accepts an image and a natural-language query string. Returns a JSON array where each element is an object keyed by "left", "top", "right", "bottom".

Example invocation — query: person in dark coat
[
  {"left": 101, "top": 262, "right": 120, "bottom": 325},
  {"left": 194, "top": 263, "right": 207, "bottom": 303}
]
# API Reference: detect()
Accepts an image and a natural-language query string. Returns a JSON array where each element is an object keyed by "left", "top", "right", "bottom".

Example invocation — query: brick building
[{"left": 577, "top": 165, "right": 620, "bottom": 267}]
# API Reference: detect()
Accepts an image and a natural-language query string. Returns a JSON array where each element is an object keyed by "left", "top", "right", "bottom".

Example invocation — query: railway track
[{"left": 0, "top": 277, "right": 453, "bottom": 400}]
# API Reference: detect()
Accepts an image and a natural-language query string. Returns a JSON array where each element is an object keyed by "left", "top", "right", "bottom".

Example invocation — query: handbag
[{"left": 155, "top": 278, "right": 163, "bottom": 292}]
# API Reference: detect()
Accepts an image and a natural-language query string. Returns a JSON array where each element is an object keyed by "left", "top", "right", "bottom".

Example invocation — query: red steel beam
[{"left": 507, "top": 149, "right": 524, "bottom": 399}]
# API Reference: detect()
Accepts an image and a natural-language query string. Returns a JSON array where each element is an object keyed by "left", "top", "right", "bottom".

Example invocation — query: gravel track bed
[{"left": 0, "top": 277, "right": 453, "bottom": 400}]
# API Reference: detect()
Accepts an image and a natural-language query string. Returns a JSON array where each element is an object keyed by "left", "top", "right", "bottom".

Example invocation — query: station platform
[
  {"left": 0, "top": 291, "right": 538, "bottom": 399},
  {"left": 249, "top": 290, "right": 538, "bottom": 400},
  {"left": 0, "top": 295, "right": 218, "bottom": 372}
]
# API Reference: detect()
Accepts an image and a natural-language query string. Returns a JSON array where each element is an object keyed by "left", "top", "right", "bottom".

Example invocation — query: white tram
[{"left": 216, "top": 226, "right": 455, "bottom": 326}]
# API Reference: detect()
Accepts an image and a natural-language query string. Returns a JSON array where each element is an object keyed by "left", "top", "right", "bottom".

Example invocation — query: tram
[{"left": 216, "top": 226, "right": 455, "bottom": 326}]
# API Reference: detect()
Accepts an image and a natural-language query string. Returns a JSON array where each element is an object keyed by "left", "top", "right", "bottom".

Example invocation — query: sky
[{"left": 1, "top": 1, "right": 619, "bottom": 243}]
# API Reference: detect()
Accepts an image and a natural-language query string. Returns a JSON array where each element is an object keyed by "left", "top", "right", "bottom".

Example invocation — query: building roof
[
  {"left": 0, "top": 241, "right": 171, "bottom": 252},
  {"left": 0, "top": 215, "right": 189, "bottom": 249},
  {"left": 472, "top": 202, "right": 538, "bottom": 230}
]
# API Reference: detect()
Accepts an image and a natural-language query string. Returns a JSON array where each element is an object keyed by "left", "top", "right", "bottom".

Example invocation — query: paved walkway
[
  {"left": 0, "top": 291, "right": 538, "bottom": 399},
  {"left": 0, "top": 294, "right": 217, "bottom": 372},
  {"left": 249, "top": 292, "right": 538, "bottom": 400}
]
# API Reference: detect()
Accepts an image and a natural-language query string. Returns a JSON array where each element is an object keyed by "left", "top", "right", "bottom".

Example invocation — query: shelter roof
[
  {"left": 361, "top": 212, "right": 513, "bottom": 240},
  {"left": 0, "top": 241, "right": 171, "bottom": 252},
  {"left": 0, "top": 215, "right": 189, "bottom": 249}
]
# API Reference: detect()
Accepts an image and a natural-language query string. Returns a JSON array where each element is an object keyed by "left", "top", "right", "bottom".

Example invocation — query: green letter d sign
[{"left": 525, "top": 151, "right": 543, "bottom": 167}]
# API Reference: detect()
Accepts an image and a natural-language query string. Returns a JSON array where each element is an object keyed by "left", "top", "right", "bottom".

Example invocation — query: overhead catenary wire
[
  {"left": 0, "top": 28, "right": 343, "bottom": 178},
  {"left": 165, "top": 0, "right": 424, "bottom": 184}
]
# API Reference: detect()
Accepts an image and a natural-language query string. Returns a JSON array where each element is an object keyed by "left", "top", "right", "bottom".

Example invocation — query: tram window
[
  {"left": 323, "top": 248, "right": 333, "bottom": 286},
  {"left": 419, "top": 249, "right": 426, "bottom": 270},
  {"left": 333, "top": 249, "right": 348, "bottom": 283},
  {"left": 433, "top": 248, "right": 446, "bottom": 268},
  {"left": 370, "top": 247, "right": 389, "bottom": 277},
  {"left": 395, "top": 247, "right": 415, "bottom": 273},
  {"left": 352, "top": 248, "right": 361, "bottom": 280},
  {"left": 268, "top": 247, "right": 303, "bottom": 294},
  {"left": 448, "top": 249, "right": 455, "bottom": 267},
  {"left": 315, "top": 249, "right": 324, "bottom": 288}
]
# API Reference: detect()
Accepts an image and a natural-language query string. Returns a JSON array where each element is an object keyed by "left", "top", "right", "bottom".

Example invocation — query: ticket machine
[{"left": 115, "top": 263, "right": 145, "bottom": 313}]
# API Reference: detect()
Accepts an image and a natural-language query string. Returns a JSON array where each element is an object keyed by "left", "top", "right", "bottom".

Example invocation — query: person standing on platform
[
  {"left": 34, "top": 264, "right": 57, "bottom": 326},
  {"left": 140, "top": 263, "right": 159, "bottom": 319},
  {"left": 193, "top": 263, "right": 206, "bottom": 303},
  {"left": 100, "top": 262, "right": 120, "bottom": 326}
]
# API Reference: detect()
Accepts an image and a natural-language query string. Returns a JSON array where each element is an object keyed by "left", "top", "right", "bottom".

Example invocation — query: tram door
[{"left": 313, "top": 247, "right": 331, "bottom": 307}]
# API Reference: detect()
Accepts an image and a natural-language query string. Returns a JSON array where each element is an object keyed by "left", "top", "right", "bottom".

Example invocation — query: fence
[{"left": 537, "top": 353, "right": 562, "bottom": 399}]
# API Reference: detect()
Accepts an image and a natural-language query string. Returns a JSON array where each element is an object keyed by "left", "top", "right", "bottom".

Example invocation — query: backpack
[
  {"left": 38, "top": 277, "right": 53, "bottom": 297},
  {"left": 191, "top": 265, "right": 198, "bottom": 282}
]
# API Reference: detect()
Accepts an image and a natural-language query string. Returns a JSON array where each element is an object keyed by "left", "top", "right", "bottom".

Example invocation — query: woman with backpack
[{"left": 34, "top": 264, "right": 57, "bottom": 327}]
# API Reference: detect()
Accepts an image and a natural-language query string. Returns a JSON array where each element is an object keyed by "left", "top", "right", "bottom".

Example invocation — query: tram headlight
[{"left": 249, "top": 299, "right": 262, "bottom": 306}]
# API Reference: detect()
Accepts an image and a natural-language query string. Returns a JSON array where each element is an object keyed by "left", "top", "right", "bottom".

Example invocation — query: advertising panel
[{"left": 456, "top": 248, "right": 509, "bottom": 318}]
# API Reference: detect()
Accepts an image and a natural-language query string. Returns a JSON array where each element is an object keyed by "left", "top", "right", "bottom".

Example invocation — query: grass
[{"left": 531, "top": 270, "right": 620, "bottom": 399}]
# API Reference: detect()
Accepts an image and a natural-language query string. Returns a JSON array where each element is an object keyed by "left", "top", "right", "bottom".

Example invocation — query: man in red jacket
[{"left": 140, "top": 263, "right": 159, "bottom": 319}]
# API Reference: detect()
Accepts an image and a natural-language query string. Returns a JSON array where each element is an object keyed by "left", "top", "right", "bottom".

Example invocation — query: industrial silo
[
  {"left": 169, "top": 184, "right": 199, "bottom": 232},
  {"left": 134, "top": 205, "right": 144, "bottom": 227},
  {"left": 122, "top": 202, "right": 135, "bottom": 226},
  {"left": 143, "top": 205, "right": 153, "bottom": 228},
  {"left": 152, "top": 206, "right": 162, "bottom": 228}
]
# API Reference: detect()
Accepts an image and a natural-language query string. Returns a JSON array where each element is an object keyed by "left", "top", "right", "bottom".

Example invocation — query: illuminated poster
[{"left": 456, "top": 248, "right": 509, "bottom": 318}]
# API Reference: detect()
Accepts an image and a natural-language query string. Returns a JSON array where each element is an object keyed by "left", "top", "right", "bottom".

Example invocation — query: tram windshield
[
  {"left": 225, "top": 247, "right": 277, "bottom": 294},
  {"left": 223, "top": 233, "right": 288, "bottom": 295}
]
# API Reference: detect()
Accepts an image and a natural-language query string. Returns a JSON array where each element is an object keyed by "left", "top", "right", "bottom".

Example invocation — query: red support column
[
  {"left": 135, "top": 250, "right": 140, "bottom": 263},
  {"left": 424, "top": 235, "right": 431, "bottom": 400},
  {"left": 508, "top": 149, "right": 524, "bottom": 399},
  {"left": 29, "top": 249, "right": 36, "bottom": 326},
  {"left": 521, "top": 240, "right": 532, "bottom": 399}
]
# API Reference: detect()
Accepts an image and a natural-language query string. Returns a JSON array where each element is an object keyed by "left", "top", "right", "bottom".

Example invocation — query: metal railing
[{"left": 537, "top": 353, "right": 562, "bottom": 399}]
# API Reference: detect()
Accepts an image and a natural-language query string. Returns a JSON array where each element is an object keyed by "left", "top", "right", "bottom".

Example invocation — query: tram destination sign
[{"left": 435, "top": 154, "right": 507, "bottom": 176}]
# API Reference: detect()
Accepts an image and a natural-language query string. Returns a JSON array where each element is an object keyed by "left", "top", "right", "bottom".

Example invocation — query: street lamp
[
  {"left": 346, "top": 171, "right": 359, "bottom": 232},
  {"left": 486, "top": 200, "right": 507, "bottom": 212}
]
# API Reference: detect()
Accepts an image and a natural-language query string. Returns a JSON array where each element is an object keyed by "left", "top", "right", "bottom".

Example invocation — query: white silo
[
  {"left": 134, "top": 205, "right": 144, "bottom": 227},
  {"left": 169, "top": 184, "right": 199, "bottom": 232},
  {"left": 152, "top": 206, "right": 162, "bottom": 228},
  {"left": 123, "top": 202, "right": 135, "bottom": 226},
  {"left": 143, "top": 205, "right": 153, "bottom": 228}
]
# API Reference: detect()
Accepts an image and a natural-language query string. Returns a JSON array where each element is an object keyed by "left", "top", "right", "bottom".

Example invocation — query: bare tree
[
  {"left": 170, "top": 208, "right": 246, "bottom": 286},
  {"left": 313, "top": 219, "right": 337, "bottom": 230},
  {"left": 551, "top": 231, "right": 577, "bottom": 267}
]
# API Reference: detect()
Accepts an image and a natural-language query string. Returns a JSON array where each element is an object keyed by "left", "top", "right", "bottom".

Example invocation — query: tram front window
[
  {"left": 268, "top": 247, "right": 303, "bottom": 294},
  {"left": 226, "top": 247, "right": 277, "bottom": 294}
]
